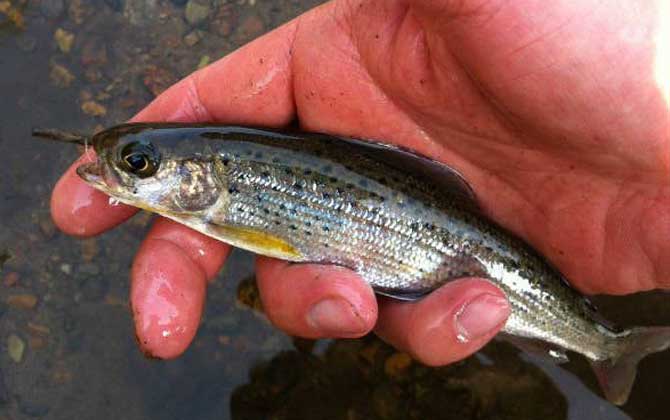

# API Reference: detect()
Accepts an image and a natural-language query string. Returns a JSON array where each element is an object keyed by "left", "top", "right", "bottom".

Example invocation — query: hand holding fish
[{"left": 49, "top": 0, "right": 669, "bottom": 394}]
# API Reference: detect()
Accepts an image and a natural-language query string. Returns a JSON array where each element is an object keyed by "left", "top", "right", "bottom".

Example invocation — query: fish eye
[{"left": 119, "top": 142, "right": 160, "bottom": 178}]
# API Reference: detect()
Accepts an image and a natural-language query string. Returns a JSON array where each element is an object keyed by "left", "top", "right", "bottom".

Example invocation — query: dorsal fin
[{"left": 336, "top": 136, "right": 480, "bottom": 211}]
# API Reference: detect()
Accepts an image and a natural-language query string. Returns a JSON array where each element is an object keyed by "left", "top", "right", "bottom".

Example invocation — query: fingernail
[
  {"left": 454, "top": 293, "right": 510, "bottom": 343},
  {"left": 308, "top": 298, "right": 367, "bottom": 336}
]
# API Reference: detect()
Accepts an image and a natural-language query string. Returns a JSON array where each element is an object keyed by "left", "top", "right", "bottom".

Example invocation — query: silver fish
[{"left": 36, "top": 123, "right": 670, "bottom": 405}]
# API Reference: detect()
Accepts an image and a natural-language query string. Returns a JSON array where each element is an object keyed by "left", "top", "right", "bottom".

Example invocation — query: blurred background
[{"left": 0, "top": 1, "right": 668, "bottom": 419}]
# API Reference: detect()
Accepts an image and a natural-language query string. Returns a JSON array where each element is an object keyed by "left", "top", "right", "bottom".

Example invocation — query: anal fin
[{"left": 498, "top": 333, "right": 570, "bottom": 364}]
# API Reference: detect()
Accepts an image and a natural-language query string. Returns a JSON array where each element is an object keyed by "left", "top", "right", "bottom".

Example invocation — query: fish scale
[{"left": 35, "top": 122, "right": 670, "bottom": 405}]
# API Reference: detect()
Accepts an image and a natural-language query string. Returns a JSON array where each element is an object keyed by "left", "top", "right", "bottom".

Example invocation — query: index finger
[{"left": 51, "top": 21, "right": 299, "bottom": 236}]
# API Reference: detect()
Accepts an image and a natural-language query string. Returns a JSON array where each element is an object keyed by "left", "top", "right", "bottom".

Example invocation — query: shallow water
[{"left": 0, "top": 1, "right": 669, "bottom": 419}]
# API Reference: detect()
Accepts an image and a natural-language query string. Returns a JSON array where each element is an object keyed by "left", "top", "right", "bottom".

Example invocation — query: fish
[{"left": 34, "top": 122, "right": 670, "bottom": 405}]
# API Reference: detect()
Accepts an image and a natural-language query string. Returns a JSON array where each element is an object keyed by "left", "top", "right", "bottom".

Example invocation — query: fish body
[{"left": 39, "top": 123, "right": 670, "bottom": 405}]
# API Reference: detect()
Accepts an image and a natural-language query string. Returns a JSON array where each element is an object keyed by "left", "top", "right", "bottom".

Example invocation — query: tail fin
[{"left": 590, "top": 327, "right": 670, "bottom": 405}]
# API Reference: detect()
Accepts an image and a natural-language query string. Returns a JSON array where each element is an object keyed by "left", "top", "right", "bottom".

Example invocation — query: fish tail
[{"left": 590, "top": 326, "right": 670, "bottom": 405}]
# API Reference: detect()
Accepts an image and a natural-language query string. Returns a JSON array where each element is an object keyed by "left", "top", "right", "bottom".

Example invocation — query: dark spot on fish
[
  {"left": 322, "top": 225, "right": 330, "bottom": 232},
  {"left": 345, "top": 183, "right": 354, "bottom": 189},
  {"left": 292, "top": 182, "right": 303, "bottom": 191},
  {"left": 285, "top": 168, "right": 293, "bottom": 175},
  {"left": 263, "top": 208, "right": 270, "bottom": 214},
  {"left": 272, "top": 157, "right": 281, "bottom": 164},
  {"left": 272, "top": 185, "right": 281, "bottom": 192},
  {"left": 424, "top": 223, "right": 434, "bottom": 230},
  {"left": 289, "top": 224, "right": 297, "bottom": 230},
  {"left": 322, "top": 192, "right": 331, "bottom": 200},
  {"left": 323, "top": 243, "right": 330, "bottom": 248},
  {"left": 279, "top": 204, "right": 286, "bottom": 210},
  {"left": 228, "top": 186, "right": 240, "bottom": 194},
  {"left": 344, "top": 165, "right": 353, "bottom": 171},
  {"left": 254, "top": 151, "right": 263, "bottom": 159},
  {"left": 222, "top": 158, "right": 230, "bottom": 166},
  {"left": 260, "top": 171, "right": 270, "bottom": 178},
  {"left": 256, "top": 194, "right": 263, "bottom": 202},
  {"left": 245, "top": 149, "right": 253, "bottom": 156},
  {"left": 303, "top": 169, "right": 312, "bottom": 175},
  {"left": 237, "top": 173, "right": 246, "bottom": 180},
  {"left": 305, "top": 231, "right": 312, "bottom": 236},
  {"left": 237, "top": 207, "right": 245, "bottom": 212},
  {"left": 336, "top": 187, "right": 344, "bottom": 195},
  {"left": 274, "top": 220, "right": 281, "bottom": 225},
  {"left": 329, "top": 177, "right": 338, "bottom": 183},
  {"left": 305, "top": 221, "right": 312, "bottom": 227}
]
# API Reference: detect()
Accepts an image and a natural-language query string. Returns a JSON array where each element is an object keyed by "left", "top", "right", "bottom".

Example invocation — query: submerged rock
[
  {"left": 184, "top": 0, "right": 211, "bottom": 26},
  {"left": 7, "top": 334, "right": 25, "bottom": 363}
]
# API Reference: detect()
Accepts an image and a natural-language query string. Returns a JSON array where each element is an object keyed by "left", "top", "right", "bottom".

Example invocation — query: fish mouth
[{"left": 76, "top": 161, "right": 119, "bottom": 192}]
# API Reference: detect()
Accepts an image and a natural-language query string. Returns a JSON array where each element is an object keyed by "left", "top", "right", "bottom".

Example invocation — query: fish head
[{"left": 77, "top": 125, "right": 224, "bottom": 215}]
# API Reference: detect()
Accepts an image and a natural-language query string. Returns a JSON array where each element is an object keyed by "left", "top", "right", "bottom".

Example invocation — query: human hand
[{"left": 51, "top": 0, "right": 669, "bottom": 363}]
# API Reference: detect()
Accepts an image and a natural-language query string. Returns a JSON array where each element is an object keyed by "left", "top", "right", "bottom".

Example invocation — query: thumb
[{"left": 375, "top": 278, "right": 510, "bottom": 366}]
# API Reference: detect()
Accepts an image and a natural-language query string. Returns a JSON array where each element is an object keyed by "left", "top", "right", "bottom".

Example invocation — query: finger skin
[
  {"left": 51, "top": 153, "right": 138, "bottom": 237},
  {"left": 131, "top": 218, "right": 230, "bottom": 359},
  {"left": 375, "top": 278, "right": 510, "bottom": 366},
  {"left": 127, "top": 22, "right": 302, "bottom": 357},
  {"left": 255, "top": 257, "right": 378, "bottom": 338}
]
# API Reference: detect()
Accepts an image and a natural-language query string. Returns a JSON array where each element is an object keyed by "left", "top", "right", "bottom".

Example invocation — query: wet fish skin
[{"left": 49, "top": 123, "right": 670, "bottom": 405}]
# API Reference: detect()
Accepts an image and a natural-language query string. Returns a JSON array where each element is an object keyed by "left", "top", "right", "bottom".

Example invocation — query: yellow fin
[{"left": 211, "top": 225, "right": 302, "bottom": 261}]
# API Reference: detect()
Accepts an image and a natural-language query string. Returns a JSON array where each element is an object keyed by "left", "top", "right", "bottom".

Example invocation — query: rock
[
  {"left": 123, "top": 0, "right": 159, "bottom": 26},
  {"left": 3, "top": 272, "right": 18, "bottom": 287},
  {"left": 197, "top": 54, "right": 210, "bottom": 69},
  {"left": 237, "top": 13, "right": 264, "bottom": 40},
  {"left": 40, "top": 0, "right": 64, "bottom": 18},
  {"left": 81, "top": 100, "right": 107, "bottom": 117},
  {"left": 0, "top": 1, "right": 24, "bottom": 28},
  {"left": 19, "top": 400, "right": 50, "bottom": 417},
  {"left": 51, "top": 364, "right": 72, "bottom": 384},
  {"left": 184, "top": 0, "right": 211, "bottom": 26},
  {"left": 80, "top": 38, "right": 108, "bottom": 66},
  {"left": 38, "top": 215, "right": 56, "bottom": 238},
  {"left": 28, "top": 336, "right": 47, "bottom": 350},
  {"left": 143, "top": 65, "right": 176, "bottom": 97},
  {"left": 384, "top": 352, "right": 412, "bottom": 378},
  {"left": 60, "top": 263, "right": 72, "bottom": 275},
  {"left": 54, "top": 28, "right": 74, "bottom": 53},
  {"left": 8, "top": 334, "right": 25, "bottom": 363},
  {"left": 80, "top": 238, "right": 99, "bottom": 262},
  {"left": 26, "top": 323, "right": 50, "bottom": 336},
  {"left": 49, "top": 63, "right": 75, "bottom": 87},
  {"left": 68, "top": 0, "right": 91, "bottom": 25},
  {"left": 103, "top": 0, "right": 123, "bottom": 12},
  {"left": 209, "top": 3, "right": 234, "bottom": 37},
  {"left": 7, "top": 294, "right": 38, "bottom": 310},
  {"left": 183, "top": 29, "right": 203, "bottom": 46}
]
